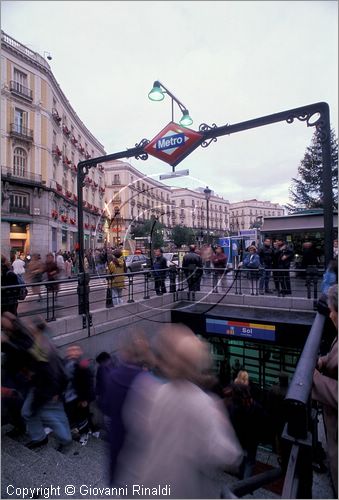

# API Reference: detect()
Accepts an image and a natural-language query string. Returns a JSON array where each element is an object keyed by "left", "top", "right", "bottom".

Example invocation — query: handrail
[{"left": 284, "top": 312, "right": 326, "bottom": 439}]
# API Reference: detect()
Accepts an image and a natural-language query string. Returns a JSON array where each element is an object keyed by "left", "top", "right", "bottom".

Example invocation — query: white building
[{"left": 229, "top": 199, "right": 285, "bottom": 232}]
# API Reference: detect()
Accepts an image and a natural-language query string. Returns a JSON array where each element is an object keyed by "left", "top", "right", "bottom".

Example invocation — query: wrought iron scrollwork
[
  {"left": 134, "top": 138, "right": 150, "bottom": 161},
  {"left": 286, "top": 110, "right": 328, "bottom": 142},
  {"left": 199, "top": 123, "right": 219, "bottom": 148}
]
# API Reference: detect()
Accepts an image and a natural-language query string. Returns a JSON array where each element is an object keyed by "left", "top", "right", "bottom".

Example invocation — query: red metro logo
[{"left": 144, "top": 122, "right": 203, "bottom": 167}]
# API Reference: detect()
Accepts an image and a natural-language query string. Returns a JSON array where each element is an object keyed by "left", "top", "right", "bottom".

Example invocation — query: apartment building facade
[
  {"left": 170, "top": 187, "right": 230, "bottom": 236},
  {"left": 229, "top": 199, "right": 285, "bottom": 232},
  {"left": 1, "top": 31, "right": 106, "bottom": 258},
  {"left": 104, "top": 161, "right": 173, "bottom": 245}
]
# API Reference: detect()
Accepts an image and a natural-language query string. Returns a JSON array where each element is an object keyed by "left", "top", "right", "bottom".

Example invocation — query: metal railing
[
  {"left": 10, "top": 123, "right": 33, "bottom": 141},
  {"left": 1, "top": 266, "right": 324, "bottom": 327},
  {"left": 280, "top": 312, "right": 326, "bottom": 499},
  {"left": 1, "top": 165, "right": 42, "bottom": 184},
  {"left": 9, "top": 80, "right": 33, "bottom": 100}
]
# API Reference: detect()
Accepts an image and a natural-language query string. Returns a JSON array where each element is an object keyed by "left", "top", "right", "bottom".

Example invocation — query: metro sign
[{"left": 144, "top": 122, "right": 203, "bottom": 167}]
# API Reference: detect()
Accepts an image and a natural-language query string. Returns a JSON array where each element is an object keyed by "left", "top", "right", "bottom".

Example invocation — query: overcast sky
[{"left": 2, "top": 1, "right": 338, "bottom": 205}]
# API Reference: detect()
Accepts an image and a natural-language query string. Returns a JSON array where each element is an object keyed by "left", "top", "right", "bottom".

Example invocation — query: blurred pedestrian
[
  {"left": 26, "top": 254, "right": 43, "bottom": 301},
  {"left": 44, "top": 253, "right": 59, "bottom": 298},
  {"left": 138, "top": 330, "right": 243, "bottom": 498},
  {"left": 63, "top": 345, "right": 95, "bottom": 445},
  {"left": 1, "top": 255, "right": 19, "bottom": 315},
  {"left": 211, "top": 245, "right": 227, "bottom": 292},
  {"left": 2, "top": 313, "right": 72, "bottom": 451}
]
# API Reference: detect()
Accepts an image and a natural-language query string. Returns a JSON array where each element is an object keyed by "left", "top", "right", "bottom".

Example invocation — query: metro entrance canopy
[{"left": 76, "top": 100, "right": 334, "bottom": 325}]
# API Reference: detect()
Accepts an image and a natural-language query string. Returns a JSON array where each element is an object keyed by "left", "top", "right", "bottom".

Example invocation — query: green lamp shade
[
  {"left": 148, "top": 82, "right": 164, "bottom": 101},
  {"left": 179, "top": 110, "right": 193, "bottom": 127}
]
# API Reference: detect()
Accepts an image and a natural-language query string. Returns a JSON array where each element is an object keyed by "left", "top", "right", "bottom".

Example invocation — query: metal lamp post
[
  {"left": 204, "top": 186, "right": 212, "bottom": 245},
  {"left": 148, "top": 81, "right": 193, "bottom": 127},
  {"left": 114, "top": 207, "right": 121, "bottom": 246}
]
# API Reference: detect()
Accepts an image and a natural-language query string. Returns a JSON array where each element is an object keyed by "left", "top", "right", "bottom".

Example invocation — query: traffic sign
[
  {"left": 159, "top": 169, "right": 189, "bottom": 180},
  {"left": 144, "top": 122, "right": 203, "bottom": 167}
]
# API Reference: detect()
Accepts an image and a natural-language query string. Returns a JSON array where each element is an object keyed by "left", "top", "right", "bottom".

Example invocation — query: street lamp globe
[
  {"left": 179, "top": 110, "right": 193, "bottom": 127},
  {"left": 148, "top": 81, "right": 165, "bottom": 101},
  {"left": 204, "top": 186, "right": 212, "bottom": 201}
]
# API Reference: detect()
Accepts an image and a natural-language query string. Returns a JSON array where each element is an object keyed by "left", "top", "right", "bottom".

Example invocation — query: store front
[{"left": 9, "top": 221, "right": 30, "bottom": 256}]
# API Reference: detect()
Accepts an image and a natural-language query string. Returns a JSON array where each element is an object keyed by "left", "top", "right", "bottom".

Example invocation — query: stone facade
[
  {"left": 1, "top": 31, "right": 106, "bottom": 257},
  {"left": 229, "top": 199, "right": 285, "bottom": 232}
]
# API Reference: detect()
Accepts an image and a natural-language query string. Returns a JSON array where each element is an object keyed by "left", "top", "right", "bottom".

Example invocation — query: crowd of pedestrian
[{"left": 1, "top": 276, "right": 338, "bottom": 496}]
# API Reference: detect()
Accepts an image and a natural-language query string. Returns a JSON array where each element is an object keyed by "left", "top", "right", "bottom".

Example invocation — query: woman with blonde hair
[{"left": 234, "top": 370, "right": 249, "bottom": 385}]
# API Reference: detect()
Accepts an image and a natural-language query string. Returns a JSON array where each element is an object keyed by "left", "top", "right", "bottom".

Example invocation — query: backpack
[{"left": 17, "top": 274, "right": 28, "bottom": 301}]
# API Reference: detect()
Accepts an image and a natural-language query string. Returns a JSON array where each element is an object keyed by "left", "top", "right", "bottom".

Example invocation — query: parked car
[
  {"left": 163, "top": 253, "right": 179, "bottom": 268},
  {"left": 125, "top": 254, "right": 148, "bottom": 273}
]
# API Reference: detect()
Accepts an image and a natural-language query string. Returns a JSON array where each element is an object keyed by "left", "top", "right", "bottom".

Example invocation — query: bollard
[{"left": 169, "top": 266, "right": 177, "bottom": 294}]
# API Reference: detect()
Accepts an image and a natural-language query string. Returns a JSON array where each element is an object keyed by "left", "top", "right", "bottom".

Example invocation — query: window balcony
[
  {"left": 1, "top": 165, "right": 41, "bottom": 184},
  {"left": 10, "top": 80, "right": 33, "bottom": 101},
  {"left": 9, "top": 205, "right": 30, "bottom": 214},
  {"left": 52, "top": 108, "right": 62, "bottom": 125},
  {"left": 10, "top": 123, "right": 33, "bottom": 142}
]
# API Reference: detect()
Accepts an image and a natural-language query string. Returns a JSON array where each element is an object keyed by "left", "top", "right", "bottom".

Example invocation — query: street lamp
[
  {"left": 114, "top": 206, "right": 121, "bottom": 246},
  {"left": 204, "top": 186, "right": 212, "bottom": 245},
  {"left": 148, "top": 80, "right": 193, "bottom": 127}
]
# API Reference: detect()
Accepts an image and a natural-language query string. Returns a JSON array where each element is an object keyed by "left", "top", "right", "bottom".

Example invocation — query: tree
[
  {"left": 171, "top": 225, "right": 196, "bottom": 248},
  {"left": 131, "top": 218, "right": 164, "bottom": 248},
  {"left": 287, "top": 128, "right": 338, "bottom": 213}
]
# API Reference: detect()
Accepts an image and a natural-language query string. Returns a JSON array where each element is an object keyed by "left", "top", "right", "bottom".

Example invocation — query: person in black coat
[
  {"left": 1, "top": 255, "right": 20, "bottom": 316},
  {"left": 276, "top": 239, "right": 294, "bottom": 296},
  {"left": 258, "top": 238, "right": 274, "bottom": 294},
  {"left": 182, "top": 245, "right": 203, "bottom": 300},
  {"left": 63, "top": 345, "right": 95, "bottom": 442},
  {"left": 153, "top": 248, "right": 168, "bottom": 295},
  {"left": 224, "top": 382, "right": 270, "bottom": 479}
]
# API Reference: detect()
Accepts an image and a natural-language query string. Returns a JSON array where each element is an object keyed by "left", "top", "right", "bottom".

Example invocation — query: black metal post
[{"left": 206, "top": 197, "right": 210, "bottom": 244}]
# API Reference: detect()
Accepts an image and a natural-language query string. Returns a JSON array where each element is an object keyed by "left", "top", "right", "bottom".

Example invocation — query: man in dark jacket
[
  {"left": 153, "top": 248, "right": 167, "bottom": 295},
  {"left": 258, "top": 238, "right": 274, "bottom": 294},
  {"left": 182, "top": 245, "right": 203, "bottom": 300},
  {"left": 276, "top": 239, "right": 294, "bottom": 296}
]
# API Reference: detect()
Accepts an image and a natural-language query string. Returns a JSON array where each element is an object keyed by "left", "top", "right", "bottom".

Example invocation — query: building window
[
  {"left": 13, "top": 147, "right": 27, "bottom": 177},
  {"left": 62, "top": 172, "right": 68, "bottom": 190},
  {"left": 14, "top": 108, "right": 27, "bottom": 133},
  {"left": 9, "top": 192, "right": 29, "bottom": 212},
  {"left": 114, "top": 174, "right": 121, "bottom": 185}
]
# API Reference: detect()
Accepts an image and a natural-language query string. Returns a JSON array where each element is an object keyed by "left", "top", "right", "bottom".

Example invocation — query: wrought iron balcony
[
  {"left": 9, "top": 205, "right": 30, "bottom": 214},
  {"left": 1, "top": 165, "right": 42, "bottom": 184},
  {"left": 10, "top": 123, "right": 33, "bottom": 141},
  {"left": 9, "top": 80, "right": 33, "bottom": 101}
]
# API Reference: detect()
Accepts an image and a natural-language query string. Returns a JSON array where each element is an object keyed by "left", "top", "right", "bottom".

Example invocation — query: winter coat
[
  {"left": 258, "top": 245, "right": 274, "bottom": 268},
  {"left": 211, "top": 253, "right": 227, "bottom": 274},
  {"left": 108, "top": 257, "right": 125, "bottom": 288},
  {"left": 153, "top": 255, "right": 167, "bottom": 278},
  {"left": 312, "top": 336, "right": 338, "bottom": 496},
  {"left": 1, "top": 265, "right": 20, "bottom": 311},
  {"left": 138, "top": 380, "right": 243, "bottom": 498},
  {"left": 276, "top": 245, "right": 294, "bottom": 269}
]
